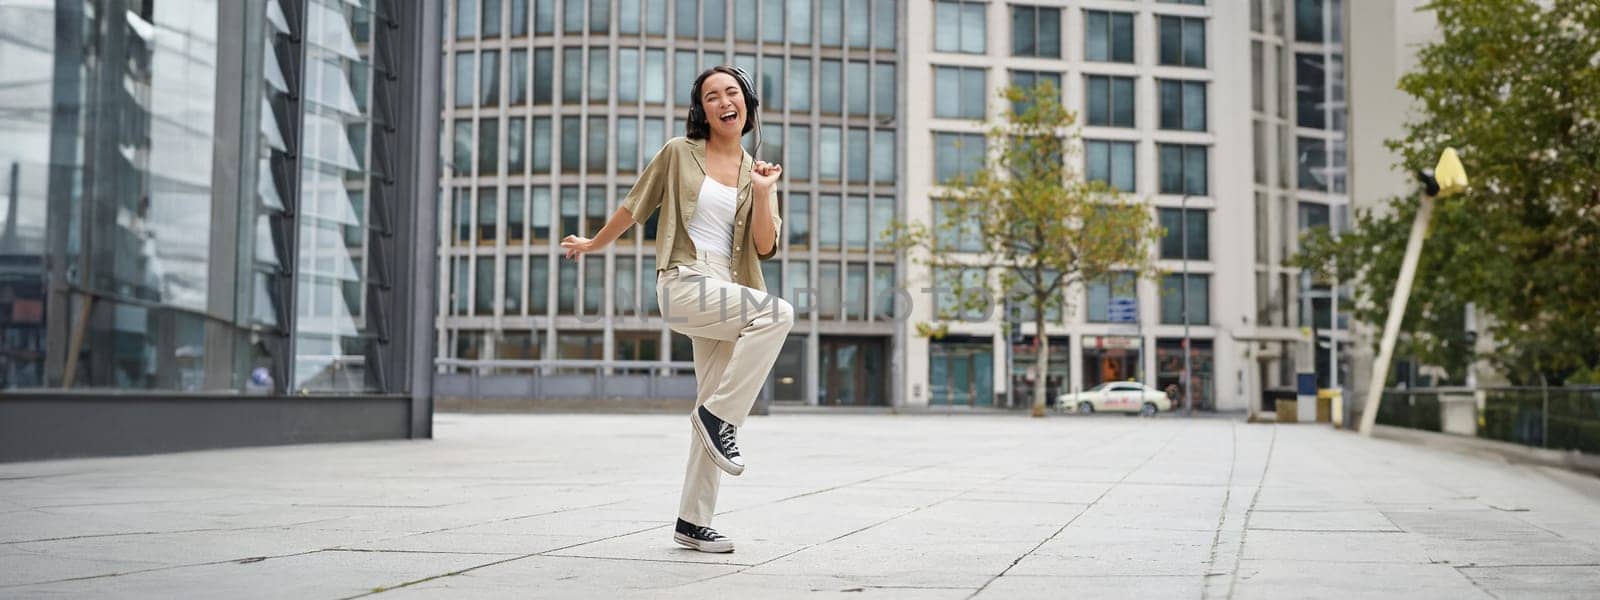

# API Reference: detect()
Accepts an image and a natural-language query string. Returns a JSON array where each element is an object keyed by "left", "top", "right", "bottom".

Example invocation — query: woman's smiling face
[{"left": 700, "top": 72, "right": 746, "bottom": 139}]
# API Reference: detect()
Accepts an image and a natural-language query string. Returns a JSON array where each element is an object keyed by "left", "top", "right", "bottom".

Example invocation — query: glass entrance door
[{"left": 818, "top": 336, "right": 887, "bottom": 406}]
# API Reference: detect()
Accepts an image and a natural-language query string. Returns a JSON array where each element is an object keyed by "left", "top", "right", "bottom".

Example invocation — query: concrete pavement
[{"left": 3, "top": 414, "right": 1599, "bottom": 599}]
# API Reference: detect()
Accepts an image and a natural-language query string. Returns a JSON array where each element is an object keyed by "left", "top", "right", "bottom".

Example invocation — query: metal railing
[
  {"left": 433, "top": 359, "right": 699, "bottom": 401},
  {"left": 1378, "top": 386, "right": 1600, "bottom": 454}
]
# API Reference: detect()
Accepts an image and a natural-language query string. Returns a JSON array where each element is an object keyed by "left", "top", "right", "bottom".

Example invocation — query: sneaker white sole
[
  {"left": 690, "top": 412, "right": 745, "bottom": 476},
  {"left": 674, "top": 532, "right": 734, "bottom": 553}
]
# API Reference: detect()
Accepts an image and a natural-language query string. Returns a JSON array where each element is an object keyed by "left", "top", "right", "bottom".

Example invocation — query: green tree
[
  {"left": 891, "top": 81, "right": 1162, "bottom": 416},
  {"left": 1296, "top": 0, "right": 1600, "bottom": 384}
]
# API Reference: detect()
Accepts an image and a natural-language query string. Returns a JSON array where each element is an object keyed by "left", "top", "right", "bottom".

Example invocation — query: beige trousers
[{"left": 658, "top": 251, "right": 795, "bottom": 526}]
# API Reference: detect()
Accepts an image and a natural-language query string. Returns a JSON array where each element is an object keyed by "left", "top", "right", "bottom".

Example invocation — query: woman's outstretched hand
[
  {"left": 752, "top": 160, "right": 783, "bottom": 189},
  {"left": 560, "top": 235, "right": 596, "bottom": 259}
]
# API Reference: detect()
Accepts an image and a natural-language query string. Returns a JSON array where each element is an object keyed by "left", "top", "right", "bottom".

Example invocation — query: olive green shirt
[{"left": 621, "top": 137, "right": 782, "bottom": 292}]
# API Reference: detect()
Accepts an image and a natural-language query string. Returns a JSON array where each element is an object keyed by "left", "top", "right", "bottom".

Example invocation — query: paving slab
[{"left": 3, "top": 414, "right": 1599, "bottom": 598}]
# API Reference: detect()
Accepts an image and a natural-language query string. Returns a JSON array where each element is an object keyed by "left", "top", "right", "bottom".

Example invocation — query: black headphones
[{"left": 688, "top": 65, "right": 763, "bottom": 155}]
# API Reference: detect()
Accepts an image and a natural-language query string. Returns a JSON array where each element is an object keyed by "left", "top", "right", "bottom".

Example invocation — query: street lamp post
[{"left": 1181, "top": 194, "right": 1192, "bottom": 416}]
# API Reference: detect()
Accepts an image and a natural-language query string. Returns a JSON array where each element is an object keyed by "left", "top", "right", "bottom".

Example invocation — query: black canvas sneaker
[
  {"left": 692, "top": 406, "right": 745, "bottom": 475},
  {"left": 674, "top": 518, "right": 734, "bottom": 553}
]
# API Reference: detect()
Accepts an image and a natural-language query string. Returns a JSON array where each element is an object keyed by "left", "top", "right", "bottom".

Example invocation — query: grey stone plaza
[{"left": 4, "top": 414, "right": 1599, "bottom": 599}]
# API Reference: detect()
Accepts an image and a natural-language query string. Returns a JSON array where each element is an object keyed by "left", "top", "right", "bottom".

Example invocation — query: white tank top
[{"left": 686, "top": 177, "right": 738, "bottom": 258}]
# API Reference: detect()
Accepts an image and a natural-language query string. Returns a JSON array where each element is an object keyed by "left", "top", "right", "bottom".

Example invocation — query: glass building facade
[
  {"left": 438, "top": 0, "right": 902, "bottom": 406},
  {"left": 1252, "top": 0, "right": 1351, "bottom": 405},
  {"left": 0, "top": 0, "right": 441, "bottom": 461}
]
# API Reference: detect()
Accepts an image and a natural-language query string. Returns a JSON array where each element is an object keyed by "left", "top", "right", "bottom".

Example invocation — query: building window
[
  {"left": 763, "top": 56, "right": 786, "bottom": 112},
  {"left": 788, "top": 57, "right": 812, "bottom": 113},
  {"left": 818, "top": 126, "right": 842, "bottom": 180},
  {"left": 819, "top": 263, "right": 841, "bottom": 319},
  {"left": 507, "top": 187, "right": 526, "bottom": 243},
  {"left": 704, "top": 0, "right": 726, "bottom": 39},
  {"left": 480, "top": 50, "right": 500, "bottom": 106},
  {"left": 818, "top": 59, "right": 841, "bottom": 114},
  {"left": 454, "top": 53, "right": 473, "bottom": 107},
  {"left": 1084, "top": 140, "right": 1136, "bottom": 193},
  {"left": 846, "top": 195, "right": 869, "bottom": 250},
  {"left": 614, "top": 256, "right": 637, "bottom": 316},
  {"left": 872, "top": 129, "right": 895, "bottom": 184},
  {"left": 1086, "top": 272, "right": 1137, "bottom": 323},
  {"left": 453, "top": 188, "right": 472, "bottom": 244},
  {"left": 1159, "top": 208, "right": 1209, "bottom": 260},
  {"left": 873, "top": 264, "right": 896, "bottom": 320},
  {"left": 844, "top": 128, "right": 870, "bottom": 182},
  {"left": 475, "top": 256, "right": 496, "bottom": 315},
  {"left": 934, "top": 0, "right": 986, "bottom": 54},
  {"left": 614, "top": 331, "right": 660, "bottom": 363},
  {"left": 873, "top": 195, "right": 895, "bottom": 247},
  {"left": 563, "top": 0, "right": 583, "bottom": 32},
  {"left": 562, "top": 48, "right": 582, "bottom": 103},
  {"left": 477, "top": 188, "right": 498, "bottom": 244},
  {"left": 507, "top": 118, "right": 526, "bottom": 174},
  {"left": 846, "top": 263, "right": 869, "bottom": 320},
  {"left": 533, "top": 49, "right": 553, "bottom": 104},
  {"left": 1298, "top": 201, "right": 1331, "bottom": 234},
  {"left": 559, "top": 186, "right": 580, "bottom": 237},
  {"left": 934, "top": 199, "right": 985, "bottom": 252},
  {"left": 934, "top": 132, "right": 986, "bottom": 184},
  {"left": 848, "top": 60, "right": 870, "bottom": 116},
  {"left": 1011, "top": 5, "right": 1061, "bottom": 58},
  {"left": 674, "top": 50, "right": 696, "bottom": 107},
  {"left": 785, "top": 262, "right": 810, "bottom": 314},
  {"left": 934, "top": 66, "right": 987, "bottom": 120},
  {"left": 587, "top": 117, "right": 608, "bottom": 173},
  {"left": 1298, "top": 136, "right": 1328, "bottom": 191},
  {"left": 788, "top": 0, "right": 812, "bottom": 44},
  {"left": 1158, "top": 16, "right": 1206, "bottom": 68},
  {"left": 819, "top": 194, "right": 841, "bottom": 250},
  {"left": 847, "top": 0, "right": 869, "bottom": 46},
  {"left": 1084, "top": 10, "right": 1134, "bottom": 63},
  {"left": 509, "top": 50, "right": 529, "bottom": 105},
  {"left": 1295, "top": 0, "right": 1325, "bottom": 43},
  {"left": 529, "top": 257, "right": 550, "bottom": 314},
  {"left": 557, "top": 332, "right": 604, "bottom": 360},
  {"left": 536, "top": 0, "right": 556, "bottom": 33},
  {"left": 531, "top": 187, "right": 552, "bottom": 241},
  {"left": 560, "top": 117, "right": 580, "bottom": 173},
  {"left": 1010, "top": 70, "right": 1061, "bottom": 115},
  {"left": 1158, "top": 79, "right": 1207, "bottom": 131},
  {"left": 1158, "top": 144, "right": 1208, "bottom": 195},
  {"left": 789, "top": 125, "right": 812, "bottom": 180},
  {"left": 1161, "top": 273, "right": 1209, "bottom": 325},
  {"left": 457, "top": 0, "right": 478, "bottom": 38},
  {"left": 1085, "top": 75, "right": 1135, "bottom": 128},
  {"left": 617, "top": 48, "right": 639, "bottom": 103},
  {"left": 616, "top": 118, "right": 638, "bottom": 172},
  {"left": 503, "top": 256, "right": 524, "bottom": 315},
  {"left": 875, "top": 63, "right": 896, "bottom": 117},
  {"left": 478, "top": 118, "right": 499, "bottom": 175},
  {"left": 1296, "top": 53, "right": 1327, "bottom": 129},
  {"left": 789, "top": 192, "right": 811, "bottom": 249},
  {"left": 874, "top": 0, "right": 895, "bottom": 49},
  {"left": 452, "top": 121, "right": 472, "bottom": 175}
]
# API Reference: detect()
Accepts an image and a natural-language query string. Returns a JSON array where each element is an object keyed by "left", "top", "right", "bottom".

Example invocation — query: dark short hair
[{"left": 685, "top": 66, "right": 759, "bottom": 140}]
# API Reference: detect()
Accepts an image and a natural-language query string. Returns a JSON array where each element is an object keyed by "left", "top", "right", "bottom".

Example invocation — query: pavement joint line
[
  {"left": 1222, "top": 425, "right": 1279, "bottom": 600},
  {"left": 966, "top": 426, "right": 1179, "bottom": 600},
  {"left": 0, "top": 516, "right": 351, "bottom": 546},
  {"left": 538, "top": 553, "right": 758, "bottom": 567},
  {"left": 1243, "top": 528, "right": 1407, "bottom": 533},
  {"left": 654, "top": 430, "right": 1132, "bottom": 593},
  {"left": 0, "top": 549, "right": 325, "bottom": 590},
  {"left": 324, "top": 548, "right": 523, "bottom": 556},
  {"left": 1201, "top": 421, "right": 1242, "bottom": 600}
]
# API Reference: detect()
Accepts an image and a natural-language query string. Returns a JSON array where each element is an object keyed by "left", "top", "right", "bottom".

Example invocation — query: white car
[{"left": 1058, "top": 382, "right": 1172, "bottom": 417}]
